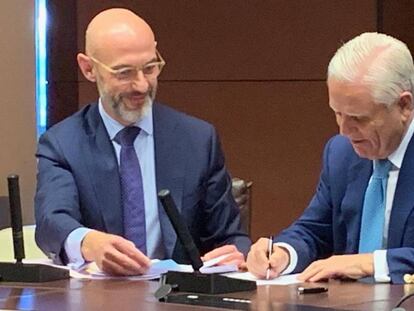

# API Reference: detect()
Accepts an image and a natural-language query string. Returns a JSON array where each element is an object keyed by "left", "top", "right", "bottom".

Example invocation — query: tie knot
[
  {"left": 114, "top": 126, "right": 141, "bottom": 146},
  {"left": 373, "top": 159, "right": 391, "bottom": 178}
]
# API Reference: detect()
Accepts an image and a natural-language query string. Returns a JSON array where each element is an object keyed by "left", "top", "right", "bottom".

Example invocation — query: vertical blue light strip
[{"left": 35, "top": 0, "right": 48, "bottom": 136}]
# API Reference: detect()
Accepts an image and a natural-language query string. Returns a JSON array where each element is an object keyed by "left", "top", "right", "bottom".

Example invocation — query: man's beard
[
  {"left": 100, "top": 86, "right": 157, "bottom": 124},
  {"left": 112, "top": 91, "right": 153, "bottom": 124}
]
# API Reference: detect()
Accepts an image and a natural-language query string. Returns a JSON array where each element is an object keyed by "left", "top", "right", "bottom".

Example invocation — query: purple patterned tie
[{"left": 114, "top": 126, "right": 147, "bottom": 254}]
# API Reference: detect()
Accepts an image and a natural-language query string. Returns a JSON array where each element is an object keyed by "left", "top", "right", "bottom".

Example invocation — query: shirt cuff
[
  {"left": 373, "top": 249, "right": 391, "bottom": 283},
  {"left": 63, "top": 227, "right": 92, "bottom": 269},
  {"left": 274, "top": 242, "right": 297, "bottom": 275}
]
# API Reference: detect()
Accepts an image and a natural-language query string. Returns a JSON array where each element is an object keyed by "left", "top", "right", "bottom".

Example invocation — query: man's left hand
[
  {"left": 298, "top": 254, "right": 374, "bottom": 282},
  {"left": 202, "top": 245, "right": 245, "bottom": 269}
]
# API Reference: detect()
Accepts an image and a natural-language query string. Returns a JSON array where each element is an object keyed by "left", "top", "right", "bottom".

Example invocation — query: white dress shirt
[
  {"left": 64, "top": 100, "right": 164, "bottom": 267},
  {"left": 277, "top": 117, "right": 414, "bottom": 281}
]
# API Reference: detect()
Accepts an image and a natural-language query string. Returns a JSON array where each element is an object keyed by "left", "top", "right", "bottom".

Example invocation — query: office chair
[{"left": 231, "top": 178, "right": 252, "bottom": 236}]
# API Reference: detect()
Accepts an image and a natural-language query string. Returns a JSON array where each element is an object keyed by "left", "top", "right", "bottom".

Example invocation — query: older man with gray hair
[{"left": 247, "top": 32, "right": 414, "bottom": 283}]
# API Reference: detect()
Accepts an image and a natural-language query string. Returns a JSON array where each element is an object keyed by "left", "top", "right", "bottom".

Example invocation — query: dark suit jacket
[
  {"left": 275, "top": 134, "right": 414, "bottom": 283},
  {"left": 34, "top": 102, "right": 250, "bottom": 264}
]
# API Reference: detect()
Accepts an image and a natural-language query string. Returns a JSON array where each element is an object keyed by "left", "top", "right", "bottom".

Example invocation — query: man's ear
[
  {"left": 77, "top": 53, "right": 96, "bottom": 82},
  {"left": 398, "top": 91, "right": 414, "bottom": 121}
]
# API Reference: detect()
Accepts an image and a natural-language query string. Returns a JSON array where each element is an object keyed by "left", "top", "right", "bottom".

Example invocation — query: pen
[
  {"left": 266, "top": 235, "right": 273, "bottom": 280},
  {"left": 297, "top": 286, "right": 328, "bottom": 294}
]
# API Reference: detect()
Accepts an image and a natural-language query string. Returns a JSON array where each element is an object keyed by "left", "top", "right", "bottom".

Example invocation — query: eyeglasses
[{"left": 89, "top": 50, "right": 166, "bottom": 82}]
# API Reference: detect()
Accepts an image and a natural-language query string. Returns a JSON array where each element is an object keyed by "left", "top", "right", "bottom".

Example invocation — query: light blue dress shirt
[{"left": 64, "top": 100, "right": 164, "bottom": 267}]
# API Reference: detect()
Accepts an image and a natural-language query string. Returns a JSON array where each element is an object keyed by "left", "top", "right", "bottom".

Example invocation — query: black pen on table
[{"left": 266, "top": 235, "right": 273, "bottom": 280}]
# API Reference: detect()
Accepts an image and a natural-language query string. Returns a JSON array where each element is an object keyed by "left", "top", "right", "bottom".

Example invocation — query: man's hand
[
  {"left": 81, "top": 230, "right": 151, "bottom": 276},
  {"left": 298, "top": 254, "right": 374, "bottom": 282},
  {"left": 202, "top": 245, "right": 245, "bottom": 268},
  {"left": 246, "top": 238, "right": 290, "bottom": 279}
]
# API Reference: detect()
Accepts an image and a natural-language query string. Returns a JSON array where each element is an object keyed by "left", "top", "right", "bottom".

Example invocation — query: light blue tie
[{"left": 358, "top": 159, "right": 392, "bottom": 253}]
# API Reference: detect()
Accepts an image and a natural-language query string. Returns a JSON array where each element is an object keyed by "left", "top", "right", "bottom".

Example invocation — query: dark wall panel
[
  {"left": 381, "top": 1, "right": 414, "bottom": 52},
  {"left": 47, "top": 0, "right": 78, "bottom": 126},
  {"left": 156, "top": 81, "right": 337, "bottom": 237},
  {"left": 76, "top": 0, "right": 376, "bottom": 81}
]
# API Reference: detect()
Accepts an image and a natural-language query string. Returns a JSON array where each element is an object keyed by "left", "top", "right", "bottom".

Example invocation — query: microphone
[
  {"left": 0, "top": 174, "right": 69, "bottom": 282},
  {"left": 158, "top": 189, "right": 203, "bottom": 271},
  {"left": 7, "top": 175, "right": 25, "bottom": 263},
  {"left": 157, "top": 189, "right": 256, "bottom": 295}
]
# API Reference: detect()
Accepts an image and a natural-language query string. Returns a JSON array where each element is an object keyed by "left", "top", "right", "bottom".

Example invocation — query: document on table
[
  {"left": 69, "top": 259, "right": 181, "bottom": 280},
  {"left": 69, "top": 254, "right": 238, "bottom": 280},
  {"left": 199, "top": 254, "right": 238, "bottom": 274},
  {"left": 19, "top": 257, "right": 298, "bottom": 284},
  {"left": 223, "top": 271, "right": 301, "bottom": 286}
]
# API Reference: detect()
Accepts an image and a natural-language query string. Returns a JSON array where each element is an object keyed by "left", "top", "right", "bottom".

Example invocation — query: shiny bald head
[
  {"left": 85, "top": 8, "right": 156, "bottom": 58},
  {"left": 77, "top": 8, "right": 160, "bottom": 126}
]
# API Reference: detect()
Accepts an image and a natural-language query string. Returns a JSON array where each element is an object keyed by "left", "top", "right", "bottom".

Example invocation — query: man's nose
[
  {"left": 338, "top": 115, "right": 353, "bottom": 136},
  {"left": 131, "top": 71, "right": 149, "bottom": 92}
]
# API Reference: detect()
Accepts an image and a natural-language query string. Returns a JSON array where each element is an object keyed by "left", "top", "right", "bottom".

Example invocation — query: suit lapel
[
  {"left": 388, "top": 137, "right": 414, "bottom": 248},
  {"left": 341, "top": 157, "right": 372, "bottom": 253},
  {"left": 153, "top": 103, "right": 186, "bottom": 258},
  {"left": 83, "top": 104, "right": 123, "bottom": 235}
]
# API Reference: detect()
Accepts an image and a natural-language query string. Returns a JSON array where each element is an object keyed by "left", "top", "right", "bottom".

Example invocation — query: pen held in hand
[{"left": 266, "top": 236, "right": 273, "bottom": 280}]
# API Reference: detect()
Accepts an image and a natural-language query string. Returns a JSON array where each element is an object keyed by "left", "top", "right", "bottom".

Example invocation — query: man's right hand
[
  {"left": 246, "top": 237, "right": 290, "bottom": 279},
  {"left": 81, "top": 230, "right": 151, "bottom": 276}
]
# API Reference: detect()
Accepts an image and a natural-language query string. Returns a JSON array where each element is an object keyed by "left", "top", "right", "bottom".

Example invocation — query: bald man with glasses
[{"left": 35, "top": 8, "right": 250, "bottom": 276}]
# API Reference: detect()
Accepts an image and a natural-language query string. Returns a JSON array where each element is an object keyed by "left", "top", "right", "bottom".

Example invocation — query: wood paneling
[
  {"left": 157, "top": 81, "right": 336, "bottom": 237},
  {"left": 76, "top": 0, "right": 376, "bottom": 81},
  {"left": 47, "top": 0, "right": 78, "bottom": 126},
  {"left": 381, "top": 0, "right": 414, "bottom": 53},
  {"left": 47, "top": 82, "right": 80, "bottom": 125}
]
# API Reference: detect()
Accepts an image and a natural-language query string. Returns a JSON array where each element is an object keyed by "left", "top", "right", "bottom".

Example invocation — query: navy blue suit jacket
[
  {"left": 275, "top": 135, "right": 414, "bottom": 283},
  {"left": 34, "top": 102, "right": 250, "bottom": 264}
]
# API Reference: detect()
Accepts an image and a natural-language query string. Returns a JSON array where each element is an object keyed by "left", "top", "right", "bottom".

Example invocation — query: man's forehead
[
  {"left": 328, "top": 79, "right": 372, "bottom": 100},
  {"left": 328, "top": 79, "right": 378, "bottom": 112},
  {"left": 91, "top": 29, "right": 156, "bottom": 64}
]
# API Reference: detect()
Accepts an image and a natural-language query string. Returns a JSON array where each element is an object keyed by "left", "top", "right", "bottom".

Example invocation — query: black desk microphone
[
  {"left": 7, "top": 175, "right": 25, "bottom": 263},
  {"left": 158, "top": 189, "right": 203, "bottom": 271},
  {"left": 0, "top": 174, "right": 69, "bottom": 282},
  {"left": 157, "top": 189, "right": 256, "bottom": 294}
]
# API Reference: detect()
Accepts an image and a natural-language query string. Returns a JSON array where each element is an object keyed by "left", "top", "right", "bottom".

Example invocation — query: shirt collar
[
  {"left": 387, "top": 116, "right": 414, "bottom": 170},
  {"left": 98, "top": 98, "right": 153, "bottom": 140}
]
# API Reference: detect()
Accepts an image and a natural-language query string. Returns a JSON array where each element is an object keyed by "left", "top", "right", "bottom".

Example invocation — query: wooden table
[{"left": 1, "top": 278, "right": 414, "bottom": 310}]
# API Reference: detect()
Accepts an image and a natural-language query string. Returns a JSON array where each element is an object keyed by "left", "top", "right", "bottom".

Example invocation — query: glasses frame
[{"left": 89, "top": 50, "right": 166, "bottom": 82}]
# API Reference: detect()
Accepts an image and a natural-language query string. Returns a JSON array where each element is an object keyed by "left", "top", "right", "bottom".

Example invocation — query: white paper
[
  {"left": 223, "top": 272, "right": 301, "bottom": 285},
  {"left": 68, "top": 256, "right": 238, "bottom": 280},
  {"left": 199, "top": 253, "right": 238, "bottom": 274},
  {"left": 69, "top": 259, "right": 182, "bottom": 280},
  {"left": 199, "top": 264, "right": 238, "bottom": 274},
  {"left": 201, "top": 253, "right": 230, "bottom": 267}
]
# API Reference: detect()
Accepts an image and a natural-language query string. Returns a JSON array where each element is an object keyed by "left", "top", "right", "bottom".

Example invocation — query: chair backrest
[
  {"left": 231, "top": 178, "right": 252, "bottom": 236},
  {"left": 0, "top": 196, "right": 10, "bottom": 230},
  {"left": 0, "top": 225, "right": 47, "bottom": 261}
]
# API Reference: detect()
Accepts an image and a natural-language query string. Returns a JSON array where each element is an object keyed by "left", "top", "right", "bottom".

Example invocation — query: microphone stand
[
  {"left": 157, "top": 189, "right": 256, "bottom": 294},
  {"left": 0, "top": 174, "right": 69, "bottom": 282}
]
